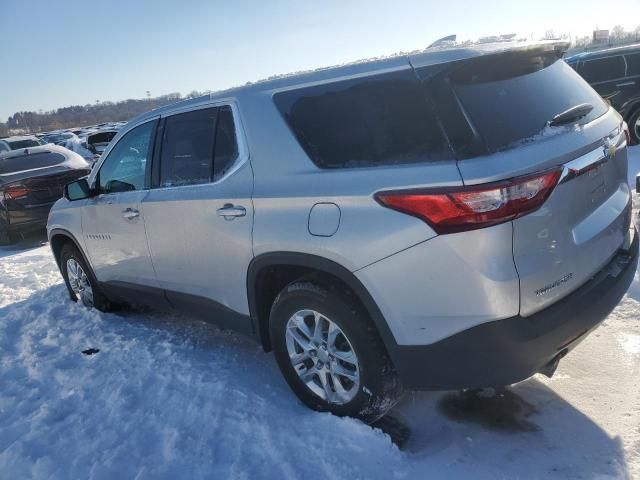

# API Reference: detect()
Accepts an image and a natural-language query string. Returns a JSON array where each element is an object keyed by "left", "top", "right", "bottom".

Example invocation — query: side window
[
  {"left": 159, "top": 105, "right": 240, "bottom": 187},
  {"left": 0, "top": 142, "right": 9, "bottom": 153},
  {"left": 213, "top": 106, "right": 239, "bottom": 181},
  {"left": 98, "top": 120, "right": 156, "bottom": 194},
  {"left": 625, "top": 53, "right": 640, "bottom": 77},
  {"left": 580, "top": 56, "right": 626, "bottom": 83},
  {"left": 274, "top": 70, "right": 451, "bottom": 168},
  {"left": 160, "top": 108, "right": 216, "bottom": 187}
]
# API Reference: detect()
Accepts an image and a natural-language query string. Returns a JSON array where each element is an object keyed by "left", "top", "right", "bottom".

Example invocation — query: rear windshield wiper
[{"left": 548, "top": 103, "right": 594, "bottom": 127}]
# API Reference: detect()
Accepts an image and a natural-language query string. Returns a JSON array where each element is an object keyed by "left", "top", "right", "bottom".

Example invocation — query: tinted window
[
  {"left": 0, "top": 152, "right": 66, "bottom": 175},
  {"left": 213, "top": 106, "right": 239, "bottom": 181},
  {"left": 625, "top": 52, "right": 640, "bottom": 76},
  {"left": 448, "top": 58, "right": 608, "bottom": 154},
  {"left": 8, "top": 139, "right": 40, "bottom": 149},
  {"left": 159, "top": 106, "right": 239, "bottom": 187},
  {"left": 274, "top": 70, "right": 450, "bottom": 169},
  {"left": 580, "top": 55, "right": 626, "bottom": 82},
  {"left": 98, "top": 120, "right": 155, "bottom": 194},
  {"left": 160, "top": 108, "right": 216, "bottom": 187}
]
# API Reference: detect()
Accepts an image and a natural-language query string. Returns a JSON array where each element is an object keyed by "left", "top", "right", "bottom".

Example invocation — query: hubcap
[
  {"left": 66, "top": 258, "right": 94, "bottom": 307},
  {"left": 285, "top": 309, "right": 360, "bottom": 405}
]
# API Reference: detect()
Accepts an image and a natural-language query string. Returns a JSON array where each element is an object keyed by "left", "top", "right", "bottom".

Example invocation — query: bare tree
[{"left": 611, "top": 25, "right": 626, "bottom": 40}]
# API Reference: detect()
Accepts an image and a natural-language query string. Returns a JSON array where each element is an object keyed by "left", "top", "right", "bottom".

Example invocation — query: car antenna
[{"left": 428, "top": 34, "right": 456, "bottom": 48}]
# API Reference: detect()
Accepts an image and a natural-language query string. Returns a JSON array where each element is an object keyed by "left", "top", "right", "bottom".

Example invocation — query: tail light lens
[
  {"left": 375, "top": 169, "right": 561, "bottom": 234},
  {"left": 3, "top": 185, "right": 30, "bottom": 200}
]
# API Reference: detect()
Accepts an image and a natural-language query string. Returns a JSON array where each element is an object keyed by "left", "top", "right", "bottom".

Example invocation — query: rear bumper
[{"left": 392, "top": 228, "right": 638, "bottom": 390}]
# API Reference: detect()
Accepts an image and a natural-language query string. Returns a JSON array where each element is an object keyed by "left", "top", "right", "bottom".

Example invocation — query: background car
[
  {"left": 0, "top": 145, "right": 90, "bottom": 244},
  {"left": 566, "top": 44, "right": 640, "bottom": 143},
  {"left": 41, "top": 131, "right": 79, "bottom": 146},
  {"left": 0, "top": 135, "right": 45, "bottom": 151}
]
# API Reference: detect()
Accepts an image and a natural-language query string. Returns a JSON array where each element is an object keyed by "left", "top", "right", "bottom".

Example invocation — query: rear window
[
  {"left": 444, "top": 56, "right": 608, "bottom": 154},
  {"left": 8, "top": 139, "right": 41, "bottom": 150},
  {"left": 88, "top": 131, "right": 118, "bottom": 144},
  {"left": 580, "top": 55, "right": 626, "bottom": 82},
  {"left": 625, "top": 52, "right": 640, "bottom": 77},
  {"left": 0, "top": 152, "right": 66, "bottom": 175},
  {"left": 274, "top": 70, "right": 451, "bottom": 169}
]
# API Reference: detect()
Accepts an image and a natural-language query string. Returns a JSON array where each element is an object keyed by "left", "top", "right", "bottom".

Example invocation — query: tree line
[{"left": 0, "top": 91, "right": 208, "bottom": 136}]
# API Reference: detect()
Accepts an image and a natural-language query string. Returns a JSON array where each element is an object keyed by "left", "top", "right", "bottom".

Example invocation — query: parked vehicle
[
  {"left": 82, "top": 129, "right": 119, "bottom": 156},
  {"left": 41, "top": 131, "right": 79, "bottom": 146},
  {"left": 0, "top": 135, "right": 45, "bottom": 151},
  {"left": 566, "top": 44, "right": 640, "bottom": 143},
  {"left": 47, "top": 41, "right": 637, "bottom": 421},
  {"left": 1, "top": 146, "right": 90, "bottom": 244}
]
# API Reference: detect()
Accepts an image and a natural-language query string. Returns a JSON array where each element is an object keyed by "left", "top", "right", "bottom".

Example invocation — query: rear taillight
[
  {"left": 2, "top": 185, "right": 30, "bottom": 200},
  {"left": 375, "top": 169, "right": 561, "bottom": 234},
  {"left": 623, "top": 121, "right": 631, "bottom": 145}
]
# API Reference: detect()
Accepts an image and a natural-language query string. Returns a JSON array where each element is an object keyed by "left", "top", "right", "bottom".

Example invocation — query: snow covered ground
[{"left": 1, "top": 148, "right": 640, "bottom": 480}]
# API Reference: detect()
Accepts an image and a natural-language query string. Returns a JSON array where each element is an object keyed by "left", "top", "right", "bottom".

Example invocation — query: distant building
[{"left": 593, "top": 30, "right": 609, "bottom": 43}]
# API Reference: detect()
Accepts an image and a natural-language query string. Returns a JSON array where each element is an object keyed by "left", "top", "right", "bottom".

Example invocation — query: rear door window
[
  {"left": 625, "top": 52, "right": 640, "bottom": 77},
  {"left": 274, "top": 70, "right": 451, "bottom": 169},
  {"left": 158, "top": 105, "right": 240, "bottom": 187},
  {"left": 580, "top": 55, "right": 626, "bottom": 82}
]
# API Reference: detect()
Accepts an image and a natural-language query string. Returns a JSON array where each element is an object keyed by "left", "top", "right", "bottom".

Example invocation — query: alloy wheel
[
  {"left": 66, "top": 258, "right": 94, "bottom": 307},
  {"left": 285, "top": 309, "right": 360, "bottom": 404}
]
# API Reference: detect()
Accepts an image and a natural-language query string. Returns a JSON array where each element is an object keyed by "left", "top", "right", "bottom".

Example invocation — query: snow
[{"left": 1, "top": 148, "right": 640, "bottom": 479}]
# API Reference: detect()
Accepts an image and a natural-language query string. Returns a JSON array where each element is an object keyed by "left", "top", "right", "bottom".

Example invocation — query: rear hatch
[{"left": 412, "top": 45, "right": 631, "bottom": 316}]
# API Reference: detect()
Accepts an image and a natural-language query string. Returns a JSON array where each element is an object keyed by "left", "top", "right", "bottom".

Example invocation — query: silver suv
[{"left": 48, "top": 42, "right": 638, "bottom": 421}]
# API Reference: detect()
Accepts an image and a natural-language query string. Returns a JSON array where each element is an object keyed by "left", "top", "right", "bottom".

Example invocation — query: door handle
[
  {"left": 615, "top": 81, "right": 635, "bottom": 87},
  {"left": 217, "top": 204, "right": 246, "bottom": 220},
  {"left": 122, "top": 207, "right": 140, "bottom": 219}
]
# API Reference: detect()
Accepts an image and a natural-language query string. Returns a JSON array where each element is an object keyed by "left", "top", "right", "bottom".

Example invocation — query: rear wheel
[
  {"left": 270, "top": 279, "right": 402, "bottom": 422},
  {"left": 60, "top": 243, "right": 110, "bottom": 311}
]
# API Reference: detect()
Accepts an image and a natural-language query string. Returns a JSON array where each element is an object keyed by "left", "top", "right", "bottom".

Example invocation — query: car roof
[
  {"left": 565, "top": 43, "right": 640, "bottom": 63},
  {"left": 4, "top": 135, "right": 39, "bottom": 142},
  {"left": 127, "top": 39, "right": 569, "bottom": 127}
]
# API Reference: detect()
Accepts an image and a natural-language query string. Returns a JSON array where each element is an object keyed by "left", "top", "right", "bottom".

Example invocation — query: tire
[
  {"left": 269, "top": 277, "right": 403, "bottom": 422},
  {"left": 629, "top": 108, "right": 640, "bottom": 145},
  {"left": 60, "top": 242, "right": 110, "bottom": 311}
]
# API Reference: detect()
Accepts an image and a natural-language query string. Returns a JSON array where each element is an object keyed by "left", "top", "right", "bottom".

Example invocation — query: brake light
[
  {"left": 3, "top": 185, "right": 30, "bottom": 200},
  {"left": 375, "top": 169, "right": 561, "bottom": 234},
  {"left": 623, "top": 122, "right": 631, "bottom": 145}
]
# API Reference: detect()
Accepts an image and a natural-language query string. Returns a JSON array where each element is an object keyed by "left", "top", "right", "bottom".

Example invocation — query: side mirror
[{"left": 64, "top": 177, "right": 93, "bottom": 201}]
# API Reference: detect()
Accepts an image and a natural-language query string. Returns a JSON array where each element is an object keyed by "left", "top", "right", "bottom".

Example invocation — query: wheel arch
[
  {"left": 49, "top": 228, "right": 90, "bottom": 272},
  {"left": 247, "top": 252, "right": 399, "bottom": 362}
]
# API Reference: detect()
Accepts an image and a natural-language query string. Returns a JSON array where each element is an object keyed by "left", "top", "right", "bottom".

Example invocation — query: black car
[
  {"left": 566, "top": 44, "right": 640, "bottom": 143},
  {"left": 0, "top": 145, "right": 90, "bottom": 244}
]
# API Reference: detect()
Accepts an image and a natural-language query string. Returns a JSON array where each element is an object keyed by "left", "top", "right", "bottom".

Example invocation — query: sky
[{"left": 0, "top": 0, "right": 639, "bottom": 122}]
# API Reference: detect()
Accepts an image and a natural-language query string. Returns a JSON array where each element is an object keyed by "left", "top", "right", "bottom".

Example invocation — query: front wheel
[
  {"left": 270, "top": 279, "right": 402, "bottom": 422},
  {"left": 60, "top": 243, "right": 110, "bottom": 311}
]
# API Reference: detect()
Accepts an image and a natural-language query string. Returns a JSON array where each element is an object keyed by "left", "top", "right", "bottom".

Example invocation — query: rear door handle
[
  {"left": 217, "top": 204, "right": 246, "bottom": 220},
  {"left": 616, "top": 80, "right": 636, "bottom": 87},
  {"left": 122, "top": 207, "right": 140, "bottom": 219}
]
